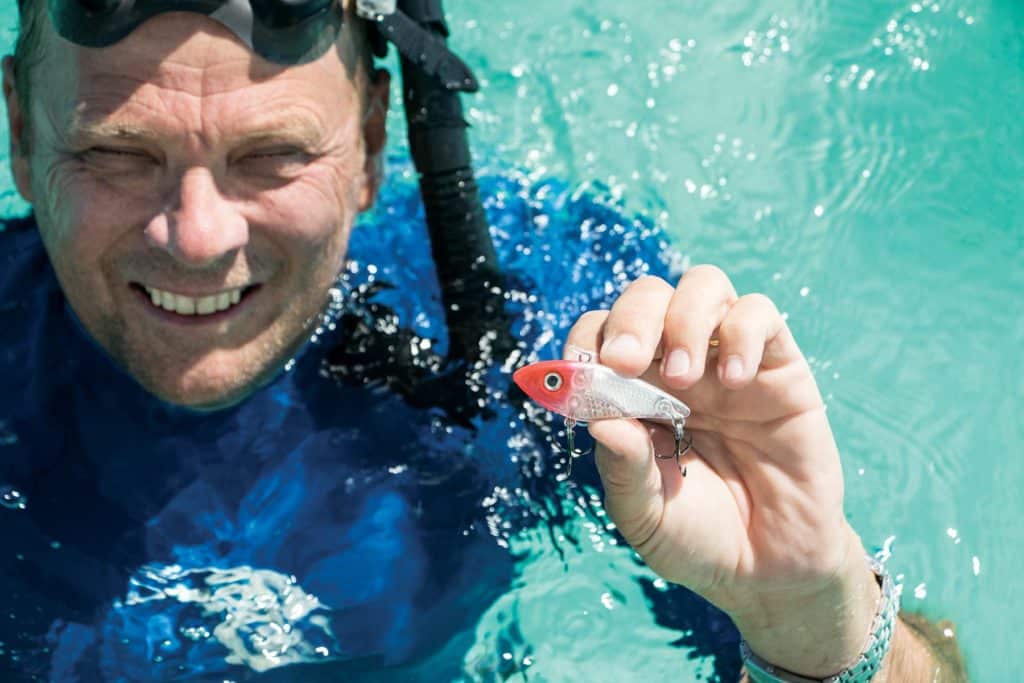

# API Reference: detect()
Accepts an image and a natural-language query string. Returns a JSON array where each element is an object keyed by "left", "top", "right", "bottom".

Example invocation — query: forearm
[
  {"left": 884, "top": 613, "right": 968, "bottom": 683},
  {"left": 738, "top": 616, "right": 965, "bottom": 682}
]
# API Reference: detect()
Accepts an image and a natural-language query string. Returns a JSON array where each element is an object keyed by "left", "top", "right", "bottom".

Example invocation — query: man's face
[{"left": 3, "top": 9, "right": 389, "bottom": 409}]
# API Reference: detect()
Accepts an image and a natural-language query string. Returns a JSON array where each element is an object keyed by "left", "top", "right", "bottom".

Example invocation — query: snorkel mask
[{"left": 42, "top": 0, "right": 478, "bottom": 91}]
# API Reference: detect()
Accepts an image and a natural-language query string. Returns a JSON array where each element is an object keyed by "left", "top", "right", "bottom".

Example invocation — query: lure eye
[{"left": 543, "top": 372, "right": 564, "bottom": 392}]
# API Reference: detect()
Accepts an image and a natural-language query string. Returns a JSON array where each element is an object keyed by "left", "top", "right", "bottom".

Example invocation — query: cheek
[
  {"left": 257, "top": 165, "right": 362, "bottom": 259},
  {"left": 32, "top": 171, "right": 115, "bottom": 289},
  {"left": 33, "top": 157, "right": 145, "bottom": 255}
]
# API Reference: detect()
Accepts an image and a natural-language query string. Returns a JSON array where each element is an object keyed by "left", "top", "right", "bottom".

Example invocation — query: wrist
[{"left": 731, "top": 528, "right": 882, "bottom": 678}]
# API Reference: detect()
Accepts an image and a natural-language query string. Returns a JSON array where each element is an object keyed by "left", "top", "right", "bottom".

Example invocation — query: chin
[
  {"left": 136, "top": 357, "right": 284, "bottom": 412},
  {"left": 148, "top": 378, "right": 259, "bottom": 412}
]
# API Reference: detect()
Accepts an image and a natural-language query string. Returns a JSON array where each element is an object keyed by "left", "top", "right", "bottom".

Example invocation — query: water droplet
[
  {"left": 0, "top": 486, "right": 26, "bottom": 510},
  {"left": 180, "top": 625, "right": 211, "bottom": 642}
]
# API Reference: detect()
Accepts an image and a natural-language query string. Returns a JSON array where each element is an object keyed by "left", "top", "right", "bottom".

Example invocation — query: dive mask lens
[
  {"left": 44, "top": 0, "right": 478, "bottom": 91},
  {"left": 48, "top": 0, "right": 343, "bottom": 65}
]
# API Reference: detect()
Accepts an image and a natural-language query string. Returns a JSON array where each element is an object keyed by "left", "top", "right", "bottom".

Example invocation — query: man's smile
[{"left": 131, "top": 282, "right": 261, "bottom": 323}]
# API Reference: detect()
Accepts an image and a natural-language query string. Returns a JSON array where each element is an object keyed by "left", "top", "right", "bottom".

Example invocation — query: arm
[
  {"left": 564, "top": 267, "right": 968, "bottom": 682},
  {"left": 734, "top": 539, "right": 968, "bottom": 682}
]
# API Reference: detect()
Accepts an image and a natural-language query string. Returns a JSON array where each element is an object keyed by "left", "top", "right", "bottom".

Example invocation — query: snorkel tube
[{"left": 364, "top": 0, "right": 508, "bottom": 363}]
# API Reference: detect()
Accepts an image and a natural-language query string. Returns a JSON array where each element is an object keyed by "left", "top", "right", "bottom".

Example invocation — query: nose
[{"left": 145, "top": 167, "right": 249, "bottom": 267}]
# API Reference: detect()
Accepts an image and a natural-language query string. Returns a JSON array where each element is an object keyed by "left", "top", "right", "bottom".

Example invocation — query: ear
[
  {"left": 358, "top": 68, "right": 391, "bottom": 212},
  {"left": 2, "top": 55, "right": 33, "bottom": 203}
]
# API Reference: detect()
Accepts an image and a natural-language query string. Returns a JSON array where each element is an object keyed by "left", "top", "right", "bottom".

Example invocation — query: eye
[
  {"left": 234, "top": 148, "right": 312, "bottom": 178},
  {"left": 238, "top": 148, "right": 310, "bottom": 164},
  {"left": 82, "top": 147, "right": 158, "bottom": 166},
  {"left": 543, "top": 372, "right": 563, "bottom": 392},
  {"left": 244, "top": 149, "right": 300, "bottom": 160}
]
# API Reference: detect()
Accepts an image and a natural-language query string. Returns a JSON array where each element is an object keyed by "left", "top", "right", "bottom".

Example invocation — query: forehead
[{"left": 36, "top": 11, "right": 364, "bottom": 140}]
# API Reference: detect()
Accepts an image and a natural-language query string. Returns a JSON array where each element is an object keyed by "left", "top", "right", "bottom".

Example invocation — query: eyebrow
[{"left": 65, "top": 116, "right": 326, "bottom": 150}]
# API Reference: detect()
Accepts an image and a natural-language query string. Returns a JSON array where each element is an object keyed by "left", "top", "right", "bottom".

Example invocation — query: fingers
[
  {"left": 714, "top": 293, "right": 788, "bottom": 389},
  {"left": 564, "top": 267, "right": 796, "bottom": 396},
  {"left": 589, "top": 419, "right": 675, "bottom": 549},
  {"left": 660, "top": 265, "right": 738, "bottom": 389},
  {"left": 563, "top": 310, "right": 609, "bottom": 360},
  {"left": 597, "top": 276, "right": 675, "bottom": 376}
]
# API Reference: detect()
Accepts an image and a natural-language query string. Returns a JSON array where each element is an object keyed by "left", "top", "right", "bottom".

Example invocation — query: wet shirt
[
  {"left": 0, "top": 172, "right": 735, "bottom": 682},
  {"left": 0, "top": 213, "right": 522, "bottom": 682}
]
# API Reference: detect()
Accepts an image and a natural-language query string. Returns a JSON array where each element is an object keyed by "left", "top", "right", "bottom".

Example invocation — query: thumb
[{"left": 589, "top": 419, "right": 669, "bottom": 549}]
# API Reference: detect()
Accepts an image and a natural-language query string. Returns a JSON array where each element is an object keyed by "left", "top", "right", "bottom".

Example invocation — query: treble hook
[
  {"left": 561, "top": 417, "right": 592, "bottom": 478},
  {"left": 654, "top": 414, "right": 691, "bottom": 477}
]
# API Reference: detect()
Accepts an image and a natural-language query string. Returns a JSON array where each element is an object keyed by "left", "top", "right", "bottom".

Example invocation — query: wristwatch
[{"left": 740, "top": 556, "right": 899, "bottom": 683}]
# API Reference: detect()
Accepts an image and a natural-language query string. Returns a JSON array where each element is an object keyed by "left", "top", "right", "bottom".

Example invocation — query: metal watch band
[{"left": 740, "top": 556, "right": 899, "bottom": 683}]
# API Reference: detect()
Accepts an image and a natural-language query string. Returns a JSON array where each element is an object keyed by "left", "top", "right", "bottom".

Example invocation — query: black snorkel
[
  {"left": 384, "top": 0, "right": 509, "bottom": 363},
  {"left": 45, "top": 0, "right": 507, "bottom": 367}
]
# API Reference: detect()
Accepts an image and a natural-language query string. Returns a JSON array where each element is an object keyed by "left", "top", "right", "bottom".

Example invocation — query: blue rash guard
[{"left": 0, "top": 166, "right": 738, "bottom": 682}]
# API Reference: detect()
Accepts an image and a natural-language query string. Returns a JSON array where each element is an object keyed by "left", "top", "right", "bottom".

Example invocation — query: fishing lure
[{"left": 513, "top": 359, "right": 693, "bottom": 476}]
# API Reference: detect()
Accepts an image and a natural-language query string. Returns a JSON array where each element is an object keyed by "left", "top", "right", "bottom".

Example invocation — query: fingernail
[
  {"left": 664, "top": 349, "right": 691, "bottom": 377},
  {"left": 724, "top": 356, "right": 744, "bottom": 381},
  {"left": 602, "top": 334, "right": 641, "bottom": 358}
]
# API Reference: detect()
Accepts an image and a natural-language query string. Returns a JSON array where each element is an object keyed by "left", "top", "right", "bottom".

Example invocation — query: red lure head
[{"left": 512, "top": 360, "right": 583, "bottom": 418}]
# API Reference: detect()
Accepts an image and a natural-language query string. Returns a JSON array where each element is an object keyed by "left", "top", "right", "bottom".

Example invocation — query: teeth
[
  {"left": 196, "top": 296, "right": 216, "bottom": 315},
  {"left": 176, "top": 297, "right": 196, "bottom": 315},
  {"left": 143, "top": 286, "right": 246, "bottom": 317}
]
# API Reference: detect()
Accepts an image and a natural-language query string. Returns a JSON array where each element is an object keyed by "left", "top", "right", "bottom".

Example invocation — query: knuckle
[
  {"left": 631, "top": 274, "right": 673, "bottom": 292},
  {"left": 603, "top": 310, "right": 656, "bottom": 340},
  {"left": 664, "top": 306, "right": 714, "bottom": 337},
  {"left": 738, "top": 292, "right": 779, "bottom": 315},
  {"left": 567, "top": 309, "right": 609, "bottom": 343},
  {"left": 683, "top": 263, "right": 730, "bottom": 286},
  {"left": 577, "top": 309, "right": 610, "bottom": 326},
  {"left": 717, "top": 315, "right": 747, "bottom": 341}
]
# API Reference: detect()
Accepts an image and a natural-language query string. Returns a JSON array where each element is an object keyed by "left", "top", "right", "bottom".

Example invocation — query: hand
[{"left": 566, "top": 266, "right": 881, "bottom": 677}]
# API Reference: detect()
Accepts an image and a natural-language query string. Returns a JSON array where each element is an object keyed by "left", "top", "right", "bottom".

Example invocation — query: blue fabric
[{"left": 0, "top": 163, "right": 739, "bottom": 682}]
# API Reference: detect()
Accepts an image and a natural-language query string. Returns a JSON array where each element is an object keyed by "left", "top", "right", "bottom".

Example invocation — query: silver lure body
[{"left": 563, "top": 363, "right": 691, "bottom": 424}]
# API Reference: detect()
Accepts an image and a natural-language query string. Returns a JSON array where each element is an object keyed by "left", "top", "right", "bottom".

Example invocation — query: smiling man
[
  {"left": 0, "top": 1, "right": 967, "bottom": 682},
  {"left": 7, "top": 0, "right": 388, "bottom": 409}
]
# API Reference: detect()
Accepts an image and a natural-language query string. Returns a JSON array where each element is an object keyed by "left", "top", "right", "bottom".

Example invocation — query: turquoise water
[{"left": 1, "top": 1, "right": 1020, "bottom": 680}]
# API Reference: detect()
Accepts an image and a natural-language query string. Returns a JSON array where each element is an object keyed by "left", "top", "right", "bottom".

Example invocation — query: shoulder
[
  {"left": 0, "top": 214, "right": 66, "bottom": 404},
  {"left": 0, "top": 213, "right": 54, "bottom": 300}
]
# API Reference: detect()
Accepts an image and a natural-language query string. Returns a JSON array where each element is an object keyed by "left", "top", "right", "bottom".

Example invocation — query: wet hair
[{"left": 13, "top": 0, "right": 47, "bottom": 141}]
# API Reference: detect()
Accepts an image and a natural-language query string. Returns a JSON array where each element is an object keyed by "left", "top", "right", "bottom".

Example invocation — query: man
[{"left": 0, "top": 0, "right": 964, "bottom": 680}]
